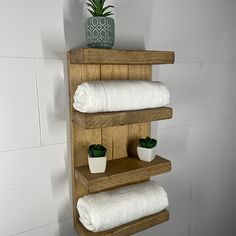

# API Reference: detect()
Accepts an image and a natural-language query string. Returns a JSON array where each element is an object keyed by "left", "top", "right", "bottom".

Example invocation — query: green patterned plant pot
[{"left": 85, "top": 17, "right": 115, "bottom": 48}]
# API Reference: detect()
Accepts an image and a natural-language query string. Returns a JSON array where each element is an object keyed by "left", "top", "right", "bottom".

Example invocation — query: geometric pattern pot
[{"left": 85, "top": 17, "right": 115, "bottom": 48}]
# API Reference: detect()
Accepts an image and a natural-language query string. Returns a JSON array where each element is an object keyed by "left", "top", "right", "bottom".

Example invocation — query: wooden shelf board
[
  {"left": 73, "top": 107, "right": 173, "bottom": 129},
  {"left": 76, "top": 156, "right": 171, "bottom": 193},
  {"left": 75, "top": 209, "right": 169, "bottom": 236},
  {"left": 69, "top": 48, "right": 175, "bottom": 65}
]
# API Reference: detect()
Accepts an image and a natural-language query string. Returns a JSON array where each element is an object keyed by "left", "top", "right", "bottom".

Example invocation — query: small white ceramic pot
[
  {"left": 88, "top": 155, "right": 107, "bottom": 173},
  {"left": 137, "top": 146, "right": 157, "bottom": 162}
]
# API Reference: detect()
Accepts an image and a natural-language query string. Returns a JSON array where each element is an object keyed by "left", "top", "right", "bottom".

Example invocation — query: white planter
[
  {"left": 88, "top": 155, "right": 107, "bottom": 173},
  {"left": 137, "top": 146, "right": 157, "bottom": 162}
]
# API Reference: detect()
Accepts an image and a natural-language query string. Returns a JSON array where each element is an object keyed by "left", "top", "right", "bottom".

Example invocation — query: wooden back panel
[{"left": 67, "top": 56, "right": 152, "bottom": 227}]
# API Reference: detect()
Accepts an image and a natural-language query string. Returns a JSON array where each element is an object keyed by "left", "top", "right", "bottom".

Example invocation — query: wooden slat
[
  {"left": 76, "top": 210, "right": 169, "bottom": 236},
  {"left": 72, "top": 107, "right": 173, "bottom": 129},
  {"left": 102, "top": 126, "right": 128, "bottom": 160},
  {"left": 76, "top": 156, "right": 171, "bottom": 193},
  {"left": 69, "top": 48, "right": 175, "bottom": 65}
]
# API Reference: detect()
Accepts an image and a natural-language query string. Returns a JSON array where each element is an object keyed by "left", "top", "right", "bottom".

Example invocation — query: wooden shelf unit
[
  {"left": 76, "top": 156, "right": 171, "bottom": 193},
  {"left": 67, "top": 48, "right": 174, "bottom": 236}
]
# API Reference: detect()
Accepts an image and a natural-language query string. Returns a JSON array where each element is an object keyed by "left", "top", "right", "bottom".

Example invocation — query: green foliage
[
  {"left": 87, "top": 0, "right": 114, "bottom": 17},
  {"left": 88, "top": 144, "right": 107, "bottom": 157},
  {"left": 139, "top": 137, "right": 157, "bottom": 149}
]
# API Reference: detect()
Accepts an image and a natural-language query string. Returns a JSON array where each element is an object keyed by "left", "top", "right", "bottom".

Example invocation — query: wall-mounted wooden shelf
[
  {"left": 76, "top": 210, "right": 169, "bottom": 236},
  {"left": 73, "top": 107, "right": 173, "bottom": 129},
  {"left": 69, "top": 48, "right": 175, "bottom": 65},
  {"left": 76, "top": 156, "right": 171, "bottom": 193},
  {"left": 67, "top": 48, "right": 174, "bottom": 236}
]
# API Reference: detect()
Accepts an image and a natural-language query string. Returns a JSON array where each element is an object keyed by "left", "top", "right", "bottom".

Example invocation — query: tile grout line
[
  {"left": 0, "top": 142, "right": 69, "bottom": 155},
  {"left": 9, "top": 217, "right": 73, "bottom": 236},
  {"left": 33, "top": 58, "right": 43, "bottom": 146}
]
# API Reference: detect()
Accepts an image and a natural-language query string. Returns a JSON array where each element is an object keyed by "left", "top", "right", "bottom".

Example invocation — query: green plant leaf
[
  {"left": 103, "top": 11, "right": 113, "bottom": 17},
  {"left": 88, "top": 0, "right": 96, "bottom": 8},
  {"left": 88, "top": 9, "right": 96, "bottom": 16},
  {"left": 87, "top": 0, "right": 114, "bottom": 17},
  {"left": 139, "top": 136, "right": 157, "bottom": 149},
  {"left": 88, "top": 144, "right": 107, "bottom": 157},
  {"left": 101, "top": 0, "right": 106, "bottom": 8},
  {"left": 87, "top": 3, "right": 96, "bottom": 11},
  {"left": 102, "top": 5, "right": 115, "bottom": 13}
]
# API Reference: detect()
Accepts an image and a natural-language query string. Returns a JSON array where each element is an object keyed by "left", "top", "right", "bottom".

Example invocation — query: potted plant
[
  {"left": 88, "top": 144, "right": 107, "bottom": 173},
  {"left": 85, "top": 0, "right": 115, "bottom": 48},
  {"left": 137, "top": 137, "right": 157, "bottom": 162}
]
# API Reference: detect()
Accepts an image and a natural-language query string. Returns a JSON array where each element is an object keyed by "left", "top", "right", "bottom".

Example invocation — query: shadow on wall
[
  {"left": 40, "top": 28, "right": 66, "bottom": 58},
  {"left": 63, "top": 0, "right": 155, "bottom": 50},
  {"left": 50, "top": 147, "right": 74, "bottom": 236},
  {"left": 63, "top": 0, "right": 87, "bottom": 50},
  {"left": 113, "top": 0, "right": 155, "bottom": 50},
  {"left": 47, "top": 66, "right": 69, "bottom": 138}
]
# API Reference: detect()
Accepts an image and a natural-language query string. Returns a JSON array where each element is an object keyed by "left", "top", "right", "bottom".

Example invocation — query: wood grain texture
[
  {"left": 75, "top": 210, "right": 169, "bottom": 236},
  {"left": 76, "top": 156, "right": 171, "bottom": 193},
  {"left": 73, "top": 107, "right": 173, "bottom": 129},
  {"left": 69, "top": 48, "right": 175, "bottom": 65}
]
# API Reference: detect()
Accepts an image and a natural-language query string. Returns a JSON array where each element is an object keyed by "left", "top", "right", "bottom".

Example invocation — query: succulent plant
[
  {"left": 88, "top": 144, "right": 107, "bottom": 157},
  {"left": 139, "top": 137, "right": 157, "bottom": 149},
  {"left": 87, "top": 0, "right": 114, "bottom": 17}
]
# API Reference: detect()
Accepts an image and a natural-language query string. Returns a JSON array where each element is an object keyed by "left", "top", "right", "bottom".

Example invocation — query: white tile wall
[
  {"left": 15, "top": 219, "right": 77, "bottom": 236},
  {"left": 0, "top": 58, "right": 40, "bottom": 152},
  {"left": 113, "top": 0, "right": 156, "bottom": 50},
  {"left": 187, "top": 119, "right": 236, "bottom": 181},
  {"left": 154, "top": 63, "right": 236, "bottom": 129},
  {"left": 190, "top": 214, "right": 236, "bottom": 236},
  {"left": 154, "top": 119, "right": 236, "bottom": 188},
  {"left": 0, "top": 144, "right": 71, "bottom": 236},
  {"left": 190, "top": 170, "right": 236, "bottom": 236},
  {"left": 134, "top": 184, "right": 190, "bottom": 236},
  {"left": 148, "top": 0, "right": 236, "bottom": 63},
  {"left": 152, "top": 124, "right": 192, "bottom": 189},
  {"left": 0, "top": 0, "right": 65, "bottom": 58},
  {"left": 36, "top": 59, "right": 69, "bottom": 145}
]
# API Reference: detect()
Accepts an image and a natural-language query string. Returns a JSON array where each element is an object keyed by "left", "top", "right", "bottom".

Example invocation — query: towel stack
[
  {"left": 73, "top": 80, "right": 170, "bottom": 113},
  {"left": 77, "top": 181, "right": 169, "bottom": 232}
]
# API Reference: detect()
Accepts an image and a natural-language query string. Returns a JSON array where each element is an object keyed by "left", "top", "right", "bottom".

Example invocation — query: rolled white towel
[
  {"left": 73, "top": 80, "right": 170, "bottom": 113},
  {"left": 77, "top": 181, "right": 169, "bottom": 232}
]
